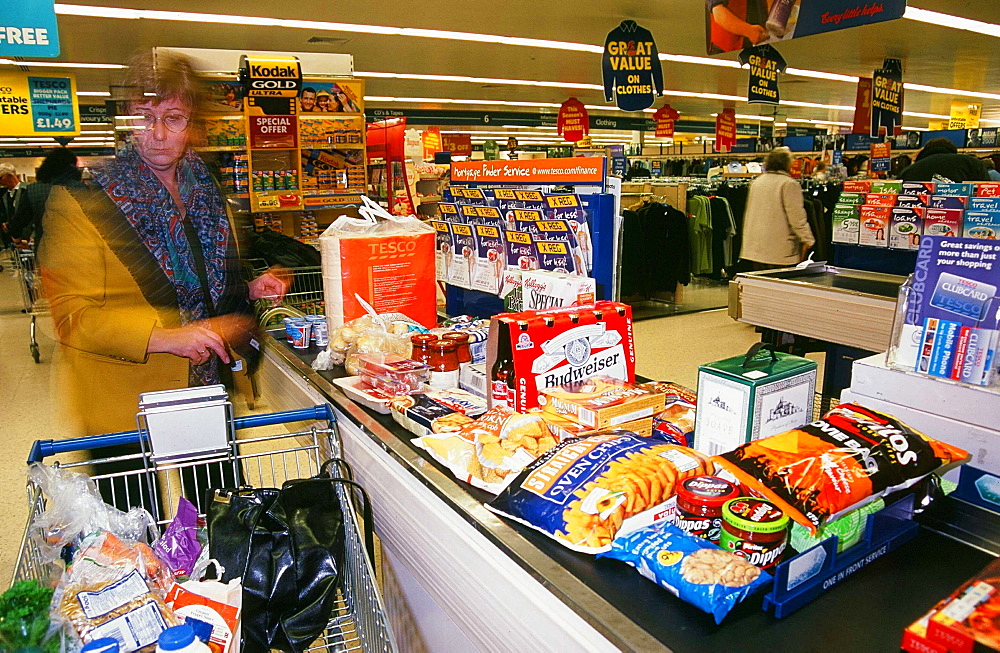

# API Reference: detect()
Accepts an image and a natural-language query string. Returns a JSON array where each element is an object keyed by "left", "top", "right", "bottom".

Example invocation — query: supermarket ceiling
[{"left": 9, "top": 0, "right": 1000, "bottom": 131}]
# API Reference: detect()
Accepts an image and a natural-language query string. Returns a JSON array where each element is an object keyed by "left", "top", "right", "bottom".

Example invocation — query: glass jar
[
  {"left": 410, "top": 333, "right": 436, "bottom": 366},
  {"left": 674, "top": 476, "right": 740, "bottom": 544},
  {"left": 720, "top": 497, "right": 790, "bottom": 571},
  {"left": 428, "top": 339, "right": 460, "bottom": 390},
  {"left": 443, "top": 332, "right": 472, "bottom": 366}
]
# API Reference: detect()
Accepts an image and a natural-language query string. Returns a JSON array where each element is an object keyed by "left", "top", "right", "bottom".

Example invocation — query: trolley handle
[{"left": 27, "top": 404, "right": 336, "bottom": 464}]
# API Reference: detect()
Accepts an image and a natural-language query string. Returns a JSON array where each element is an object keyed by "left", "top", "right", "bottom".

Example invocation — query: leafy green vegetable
[{"left": 0, "top": 580, "right": 56, "bottom": 652}]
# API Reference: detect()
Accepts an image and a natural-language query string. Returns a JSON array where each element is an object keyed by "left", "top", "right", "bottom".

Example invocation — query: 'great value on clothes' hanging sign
[
  {"left": 871, "top": 58, "right": 903, "bottom": 137},
  {"left": 1, "top": 0, "right": 59, "bottom": 57},
  {"left": 601, "top": 20, "right": 663, "bottom": 112},
  {"left": 0, "top": 71, "right": 79, "bottom": 136},
  {"left": 739, "top": 44, "right": 786, "bottom": 105}
]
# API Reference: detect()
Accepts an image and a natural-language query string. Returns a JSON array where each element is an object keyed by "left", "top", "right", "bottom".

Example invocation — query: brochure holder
[
  {"left": 137, "top": 384, "right": 235, "bottom": 463},
  {"left": 762, "top": 495, "right": 920, "bottom": 618}
]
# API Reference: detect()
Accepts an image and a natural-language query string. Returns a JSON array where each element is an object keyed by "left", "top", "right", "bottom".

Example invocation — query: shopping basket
[
  {"left": 13, "top": 404, "right": 397, "bottom": 653},
  {"left": 247, "top": 257, "right": 324, "bottom": 329},
  {"left": 12, "top": 244, "right": 46, "bottom": 363}
]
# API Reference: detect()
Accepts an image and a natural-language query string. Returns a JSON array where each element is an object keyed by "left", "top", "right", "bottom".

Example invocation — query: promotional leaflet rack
[
  {"left": 445, "top": 158, "right": 619, "bottom": 317},
  {"left": 13, "top": 403, "right": 397, "bottom": 653}
]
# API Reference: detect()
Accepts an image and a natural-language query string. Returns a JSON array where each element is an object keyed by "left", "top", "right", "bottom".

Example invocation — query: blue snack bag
[{"left": 599, "top": 521, "right": 772, "bottom": 623}]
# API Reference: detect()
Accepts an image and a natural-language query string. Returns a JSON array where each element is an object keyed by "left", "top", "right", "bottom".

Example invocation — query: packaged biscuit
[
  {"left": 713, "top": 404, "right": 969, "bottom": 533},
  {"left": 598, "top": 521, "right": 772, "bottom": 624},
  {"left": 469, "top": 406, "right": 556, "bottom": 470},
  {"left": 640, "top": 381, "right": 697, "bottom": 446},
  {"left": 486, "top": 432, "right": 714, "bottom": 553},
  {"left": 539, "top": 376, "right": 666, "bottom": 429},
  {"left": 534, "top": 409, "right": 653, "bottom": 439},
  {"left": 390, "top": 393, "right": 479, "bottom": 437}
]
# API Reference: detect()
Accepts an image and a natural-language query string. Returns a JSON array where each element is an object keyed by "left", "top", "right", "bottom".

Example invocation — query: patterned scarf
[{"left": 94, "top": 145, "right": 230, "bottom": 386}]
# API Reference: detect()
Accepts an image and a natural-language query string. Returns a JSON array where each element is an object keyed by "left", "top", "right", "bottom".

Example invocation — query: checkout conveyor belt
[{"left": 265, "top": 331, "right": 994, "bottom": 652}]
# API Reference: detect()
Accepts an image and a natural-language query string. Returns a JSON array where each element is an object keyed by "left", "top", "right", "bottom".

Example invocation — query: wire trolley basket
[
  {"left": 247, "top": 258, "right": 324, "bottom": 329},
  {"left": 12, "top": 404, "right": 397, "bottom": 653},
  {"left": 12, "top": 245, "right": 47, "bottom": 363}
]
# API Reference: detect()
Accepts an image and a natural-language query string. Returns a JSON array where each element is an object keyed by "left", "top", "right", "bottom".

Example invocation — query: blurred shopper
[
  {"left": 983, "top": 158, "right": 1000, "bottom": 182},
  {"left": 40, "top": 51, "right": 288, "bottom": 435},
  {"left": 899, "top": 137, "right": 989, "bottom": 182},
  {"left": 8, "top": 147, "right": 83, "bottom": 251},
  {"left": 739, "top": 147, "right": 814, "bottom": 270},
  {"left": 0, "top": 163, "right": 22, "bottom": 248}
]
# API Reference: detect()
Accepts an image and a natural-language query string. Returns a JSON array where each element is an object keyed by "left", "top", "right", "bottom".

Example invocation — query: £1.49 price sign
[{"left": 0, "top": 72, "right": 79, "bottom": 137}]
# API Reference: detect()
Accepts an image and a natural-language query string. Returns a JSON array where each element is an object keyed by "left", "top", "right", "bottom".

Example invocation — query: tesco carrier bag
[{"left": 321, "top": 196, "right": 437, "bottom": 329}]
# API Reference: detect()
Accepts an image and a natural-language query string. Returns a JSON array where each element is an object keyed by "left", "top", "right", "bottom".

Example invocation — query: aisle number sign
[
  {"left": 0, "top": 72, "right": 79, "bottom": 136},
  {"left": 2, "top": 0, "right": 59, "bottom": 57}
]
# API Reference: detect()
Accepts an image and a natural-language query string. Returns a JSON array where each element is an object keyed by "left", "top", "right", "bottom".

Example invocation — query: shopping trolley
[
  {"left": 12, "top": 244, "right": 46, "bottom": 363},
  {"left": 13, "top": 404, "right": 397, "bottom": 653},
  {"left": 247, "top": 258, "right": 325, "bottom": 329}
]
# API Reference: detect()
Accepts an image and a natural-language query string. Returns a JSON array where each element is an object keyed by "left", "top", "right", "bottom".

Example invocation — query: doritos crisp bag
[{"left": 713, "top": 404, "right": 969, "bottom": 534}]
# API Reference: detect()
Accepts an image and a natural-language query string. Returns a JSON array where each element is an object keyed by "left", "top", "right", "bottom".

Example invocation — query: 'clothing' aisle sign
[{"left": 2, "top": 0, "right": 59, "bottom": 57}]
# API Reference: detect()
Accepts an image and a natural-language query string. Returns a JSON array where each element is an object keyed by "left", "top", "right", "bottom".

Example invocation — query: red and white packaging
[
  {"left": 486, "top": 301, "right": 636, "bottom": 412},
  {"left": 520, "top": 270, "right": 596, "bottom": 311},
  {"left": 165, "top": 571, "right": 241, "bottom": 653},
  {"left": 321, "top": 197, "right": 437, "bottom": 328},
  {"left": 976, "top": 182, "right": 1000, "bottom": 197}
]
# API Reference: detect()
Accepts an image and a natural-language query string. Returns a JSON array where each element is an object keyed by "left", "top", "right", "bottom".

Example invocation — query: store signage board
[
  {"left": 715, "top": 108, "right": 737, "bottom": 152},
  {"left": 871, "top": 58, "right": 903, "bottom": 137},
  {"left": 248, "top": 115, "right": 297, "bottom": 149},
  {"left": 739, "top": 44, "right": 786, "bottom": 105},
  {"left": 853, "top": 77, "right": 873, "bottom": 134},
  {"left": 79, "top": 104, "right": 109, "bottom": 124},
  {"left": 950, "top": 101, "right": 983, "bottom": 130},
  {"left": 422, "top": 126, "right": 442, "bottom": 161},
  {"left": 557, "top": 97, "right": 589, "bottom": 143},
  {"left": 967, "top": 128, "right": 999, "bottom": 149},
  {"left": 870, "top": 142, "right": 891, "bottom": 172},
  {"left": 452, "top": 158, "right": 606, "bottom": 185},
  {"left": 0, "top": 71, "right": 79, "bottom": 136},
  {"left": 442, "top": 133, "right": 472, "bottom": 157},
  {"left": 601, "top": 20, "right": 663, "bottom": 111},
  {"left": 707, "top": 0, "right": 907, "bottom": 54},
  {"left": 239, "top": 54, "right": 301, "bottom": 116},
  {"left": 2, "top": 0, "right": 59, "bottom": 57},
  {"left": 653, "top": 104, "right": 678, "bottom": 138}
]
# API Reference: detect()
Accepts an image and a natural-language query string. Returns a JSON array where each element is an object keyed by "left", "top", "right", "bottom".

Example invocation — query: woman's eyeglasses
[{"left": 134, "top": 113, "right": 190, "bottom": 133}]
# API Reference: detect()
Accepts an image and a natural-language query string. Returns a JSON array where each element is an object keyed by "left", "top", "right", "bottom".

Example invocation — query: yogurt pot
[{"left": 288, "top": 319, "right": 312, "bottom": 349}]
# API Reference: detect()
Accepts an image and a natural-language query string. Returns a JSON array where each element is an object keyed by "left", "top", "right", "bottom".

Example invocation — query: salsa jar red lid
[{"left": 676, "top": 476, "right": 740, "bottom": 510}]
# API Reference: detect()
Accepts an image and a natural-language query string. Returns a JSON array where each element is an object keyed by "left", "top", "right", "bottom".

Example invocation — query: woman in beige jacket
[{"left": 740, "top": 148, "right": 815, "bottom": 268}]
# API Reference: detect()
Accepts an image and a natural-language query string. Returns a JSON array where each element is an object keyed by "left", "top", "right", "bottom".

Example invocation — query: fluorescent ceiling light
[
  {"left": 0, "top": 58, "right": 124, "bottom": 69},
  {"left": 712, "top": 113, "right": 775, "bottom": 121},
  {"left": 904, "top": 6, "right": 1000, "bottom": 38},
  {"left": 358, "top": 71, "right": 601, "bottom": 92},
  {"left": 77, "top": 91, "right": 110, "bottom": 97},
  {"left": 784, "top": 67, "right": 858, "bottom": 84}
]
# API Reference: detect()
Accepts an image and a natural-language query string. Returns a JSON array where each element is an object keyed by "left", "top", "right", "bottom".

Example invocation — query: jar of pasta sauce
[
  {"left": 720, "top": 497, "right": 789, "bottom": 571},
  {"left": 674, "top": 476, "right": 740, "bottom": 544}
]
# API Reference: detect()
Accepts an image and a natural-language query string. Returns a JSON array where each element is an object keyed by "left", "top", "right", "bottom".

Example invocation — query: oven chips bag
[
  {"left": 714, "top": 403, "right": 969, "bottom": 534},
  {"left": 486, "top": 431, "right": 714, "bottom": 553},
  {"left": 599, "top": 521, "right": 771, "bottom": 624}
]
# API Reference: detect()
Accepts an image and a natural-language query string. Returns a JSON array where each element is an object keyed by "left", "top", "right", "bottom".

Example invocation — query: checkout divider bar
[{"left": 27, "top": 404, "right": 335, "bottom": 464}]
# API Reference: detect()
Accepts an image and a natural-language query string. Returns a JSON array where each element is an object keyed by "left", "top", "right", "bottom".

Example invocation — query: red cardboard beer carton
[{"left": 486, "top": 301, "right": 636, "bottom": 412}]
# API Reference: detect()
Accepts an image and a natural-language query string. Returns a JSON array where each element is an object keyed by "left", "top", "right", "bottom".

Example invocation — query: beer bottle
[{"left": 490, "top": 321, "right": 516, "bottom": 409}]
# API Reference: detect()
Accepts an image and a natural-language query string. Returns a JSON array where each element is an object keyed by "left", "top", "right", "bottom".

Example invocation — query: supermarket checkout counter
[{"left": 258, "top": 330, "right": 993, "bottom": 653}]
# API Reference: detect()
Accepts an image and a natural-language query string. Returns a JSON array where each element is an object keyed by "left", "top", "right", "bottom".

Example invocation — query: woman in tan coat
[
  {"left": 740, "top": 147, "right": 815, "bottom": 269},
  {"left": 40, "top": 52, "right": 286, "bottom": 436}
]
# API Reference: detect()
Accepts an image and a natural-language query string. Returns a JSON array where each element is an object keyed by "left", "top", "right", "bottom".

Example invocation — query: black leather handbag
[{"left": 207, "top": 459, "right": 373, "bottom": 653}]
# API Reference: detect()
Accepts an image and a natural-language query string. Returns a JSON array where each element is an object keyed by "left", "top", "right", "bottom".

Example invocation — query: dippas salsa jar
[
  {"left": 674, "top": 476, "right": 740, "bottom": 544},
  {"left": 720, "top": 498, "right": 789, "bottom": 571}
]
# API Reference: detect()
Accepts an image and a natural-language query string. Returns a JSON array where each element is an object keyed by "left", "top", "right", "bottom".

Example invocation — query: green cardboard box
[{"left": 694, "top": 345, "right": 817, "bottom": 456}]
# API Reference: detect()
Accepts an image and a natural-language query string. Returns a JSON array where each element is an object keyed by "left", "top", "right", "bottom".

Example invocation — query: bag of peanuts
[
  {"left": 599, "top": 521, "right": 772, "bottom": 624},
  {"left": 486, "top": 431, "right": 714, "bottom": 553}
]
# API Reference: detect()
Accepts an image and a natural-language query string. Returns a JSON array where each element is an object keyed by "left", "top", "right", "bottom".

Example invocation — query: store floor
[
  {"left": 628, "top": 276, "right": 730, "bottom": 321},
  {"left": 0, "top": 261, "right": 797, "bottom": 582}
]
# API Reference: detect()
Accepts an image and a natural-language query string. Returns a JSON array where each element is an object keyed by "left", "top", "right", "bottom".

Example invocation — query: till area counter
[{"left": 257, "top": 330, "right": 994, "bottom": 652}]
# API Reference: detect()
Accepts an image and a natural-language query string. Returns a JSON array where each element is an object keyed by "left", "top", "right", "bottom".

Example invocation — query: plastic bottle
[
  {"left": 156, "top": 624, "right": 212, "bottom": 653},
  {"left": 81, "top": 639, "right": 120, "bottom": 653}
]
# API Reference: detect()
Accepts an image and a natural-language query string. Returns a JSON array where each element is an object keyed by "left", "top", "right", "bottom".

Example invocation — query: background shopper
[
  {"left": 0, "top": 163, "right": 22, "bottom": 249},
  {"left": 739, "top": 147, "right": 815, "bottom": 270},
  {"left": 8, "top": 147, "right": 84, "bottom": 251},
  {"left": 39, "top": 51, "right": 288, "bottom": 435},
  {"left": 899, "top": 137, "right": 990, "bottom": 182}
]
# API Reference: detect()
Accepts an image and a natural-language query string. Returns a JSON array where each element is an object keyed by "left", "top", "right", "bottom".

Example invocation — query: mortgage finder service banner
[
  {"left": 0, "top": 71, "right": 79, "bottom": 137},
  {"left": 707, "top": 0, "right": 907, "bottom": 54}
]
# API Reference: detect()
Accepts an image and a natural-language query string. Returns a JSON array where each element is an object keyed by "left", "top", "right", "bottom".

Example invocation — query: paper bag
[{"left": 166, "top": 561, "right": 242, "bottom": 653}]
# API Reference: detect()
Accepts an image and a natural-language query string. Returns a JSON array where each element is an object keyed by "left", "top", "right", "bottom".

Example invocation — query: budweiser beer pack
[{"left": 486, "top": 301, "right": 636, "bottom": 412}]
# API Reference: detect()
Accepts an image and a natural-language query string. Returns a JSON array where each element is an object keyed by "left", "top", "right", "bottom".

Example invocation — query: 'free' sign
[{"left": 2, "top": 1, "right": 60, "bottom": 57}]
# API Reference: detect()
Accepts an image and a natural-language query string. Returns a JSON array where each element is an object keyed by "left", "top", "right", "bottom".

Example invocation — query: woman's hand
[
  {"left": 248, "top": 268, "right": 289, "bottom": 306},
  {"left": 148, "top": 324, "right": 231, "bottom": 365}
]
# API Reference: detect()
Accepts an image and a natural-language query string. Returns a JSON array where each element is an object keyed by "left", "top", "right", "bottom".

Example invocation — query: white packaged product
[{"left": 519, "top": 270, "right": 597, "bottom": 311}]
